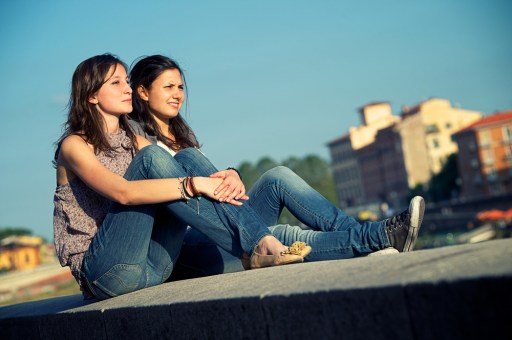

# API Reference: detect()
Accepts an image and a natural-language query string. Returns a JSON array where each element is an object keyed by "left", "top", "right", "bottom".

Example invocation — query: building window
[
  {"left": 487, "top": 169, "right": 497, "bottom": 182},
  {"left": 445, "top": 122, "right": 452, "bottom": 129},
  {"left": 503, "top": 126, "right": 512, "bottom": 143},
  {"left": 426, "top": 124, "right": 440, "bottom": 134},
  {"left": 471, "top": 158, "right": 479, "bottom": 168},
  {"left": 432, "top": 138, "right": 440, "bottom": 148},
  {"left": 479, "top": 130, "right": 491, "bottom": 148},
  {"left": 482, "top": 149, "right": 495, "bottom": 166},
  {"left": 504, "top": 147, "right": 512, "bottom": 164}
]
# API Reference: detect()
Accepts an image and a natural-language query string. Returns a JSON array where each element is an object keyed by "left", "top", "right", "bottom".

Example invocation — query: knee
[
  {"left": 130, "top": 145, "right": 185, "bottom": 178},
  {"left": 175, "top": 147, "right": 216, "bottom": 173},
  {"left": 263, "top": 166, "right": 294, "bottom": 181},
  {"left": 138, "top": 144, "right": 167, "bottom": 159},
  {"left": 176, "top": 147, "right": 205, "bottom": 159}
]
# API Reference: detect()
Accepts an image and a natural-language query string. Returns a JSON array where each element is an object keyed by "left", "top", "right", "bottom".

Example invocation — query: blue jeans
[
  {"left": 171, "top": 165, "right": 391, "bottom": 280},
  {"left": 82, "top": 146, "right": 273, "bottom": 299}
]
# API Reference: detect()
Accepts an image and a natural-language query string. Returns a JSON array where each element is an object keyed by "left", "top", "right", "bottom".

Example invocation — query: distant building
[
  {"left": 452, "top": 111, "right": 512, "bottom": 199},
  {"left": 358, "top": 124, "right": 409, "bottom": 209},
  {"left": 327, "top": 102, "right": 398, "bottom": 210},
  {"left": 0, "top": 236, "right": 43, "bottom": 271},
  {"left": 327, "top": 98, "right": 482, "bottom": 212},
  {"left": 398, "top": 98, "right": 482, "bottom": 188}
]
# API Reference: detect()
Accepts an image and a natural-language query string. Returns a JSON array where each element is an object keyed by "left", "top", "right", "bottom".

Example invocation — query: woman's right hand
[{"left": 193, "top": 177, "right": 244, "bottom": 206}]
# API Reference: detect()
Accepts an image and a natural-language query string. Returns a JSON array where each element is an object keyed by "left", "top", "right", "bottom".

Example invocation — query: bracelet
[
  {"left": 226, "top": 167, "right": 242, "bottom": 180},
  {"left": 185, "top": 177, "right": 193, "bottom": 197},
  {"left": 184, "top": 177, "right": 194, "bottom": 199},
  {"left": 178, "top": 177, "right": 192, "bottom": 200}
]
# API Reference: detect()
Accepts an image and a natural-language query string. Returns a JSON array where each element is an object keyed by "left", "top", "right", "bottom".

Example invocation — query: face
[
  {"left": 89, "top": 64, "right": 132, "bottom": 117},
  {"left": 140, "top": 69, "right": 184, "bottom": 123}
]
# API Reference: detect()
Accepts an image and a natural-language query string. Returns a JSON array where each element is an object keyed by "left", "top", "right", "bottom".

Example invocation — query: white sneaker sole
[
  {"left": 367, "top": 247, "right": 399, "bottom": 256},
  {"left": 403, "top": 196, "right": 425, "bottom": 252}
]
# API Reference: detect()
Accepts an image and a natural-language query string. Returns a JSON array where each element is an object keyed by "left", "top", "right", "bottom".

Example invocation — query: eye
[{"left": 178, "top": 85, "right": 184, "bottom": 90}]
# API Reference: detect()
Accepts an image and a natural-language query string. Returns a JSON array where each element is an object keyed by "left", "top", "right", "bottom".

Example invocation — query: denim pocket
[{"left": 93, "top": 263, "right": 143, "bottom": 297}]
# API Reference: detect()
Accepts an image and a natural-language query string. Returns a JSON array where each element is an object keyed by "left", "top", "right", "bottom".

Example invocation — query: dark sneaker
[{"left": 384, "top": 196, "right": 425, "bottom": 252}]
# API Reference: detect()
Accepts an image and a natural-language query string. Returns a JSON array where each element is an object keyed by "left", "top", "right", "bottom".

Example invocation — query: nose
[
  {"left": 125, "top": 83, "right": 133, "bottom": 94},
  {"left": 172, "top": 88, "right": 182, "bottom": 99}
]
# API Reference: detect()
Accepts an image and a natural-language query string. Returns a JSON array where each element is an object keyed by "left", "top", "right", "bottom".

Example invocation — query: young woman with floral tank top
[{"left": 53, "top": 54, "right": 311, "bottom": 300}]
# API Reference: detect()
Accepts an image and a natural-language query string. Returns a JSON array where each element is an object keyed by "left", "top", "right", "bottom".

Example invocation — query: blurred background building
[{"left": 327, "top": 98, "right": 483, "bottom": 214}]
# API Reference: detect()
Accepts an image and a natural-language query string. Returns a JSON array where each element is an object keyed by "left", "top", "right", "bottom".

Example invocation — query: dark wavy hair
[
  {"left": 129, "top": 54, "right": 199, "bottom": 151},
  {"left": 54, "top": 53, "right": 138, "bottom": 164}
]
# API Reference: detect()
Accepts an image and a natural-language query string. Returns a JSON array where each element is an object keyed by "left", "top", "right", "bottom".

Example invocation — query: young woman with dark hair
[
  {"left": 127, "top": 54, "right": 425, "bottom": 279},
  {"left": 53, "top": 54, "right": 311, "bottom": 300}
]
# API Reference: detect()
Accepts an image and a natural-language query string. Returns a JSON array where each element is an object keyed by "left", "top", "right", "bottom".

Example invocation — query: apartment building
[
  {"left": 328, "top": 98, "right": 481, "bottom": 211},
  {"left": 358, "top": 124, "right": 409, "bottom": 208},
  {"left": 452, "top": 111, "right": 512, "bottom": 199},
  {"left": 327, "top": 102, "right": 398, "bottom": 209},
  {"left": 398, "top": 98, "right": 482, "bottom": 188}
]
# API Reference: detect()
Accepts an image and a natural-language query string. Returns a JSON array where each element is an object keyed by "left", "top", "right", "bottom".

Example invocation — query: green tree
[
  {"left": 0, "top": 227, "right": 32, "bottom": 240},
  {"left": 428, "top": 153, "right": 460, "bottom": 202},
  {"left": 408, "top": 153, "right": 460, "bottom": 203},
  {"left": 237, "top": 154, "right": 337, "bottom": 227}
]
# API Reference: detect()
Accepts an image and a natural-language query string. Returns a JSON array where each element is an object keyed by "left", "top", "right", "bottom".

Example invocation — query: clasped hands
[{"left": 210, "top": 169, "right": 248, "bottom": 206}]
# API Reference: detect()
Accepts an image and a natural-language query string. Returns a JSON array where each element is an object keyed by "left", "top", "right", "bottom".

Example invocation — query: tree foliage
[
  {"left": 237, "top": 154, "right": 337, "bottom": 227},
  {"left": 428, "top": 153, "right": 460, "bottom": 202},
  {"left": 408, "top": 153, "right": 460, "bottom": 203},
  {"left": 0, "top": 227, "right": 32, "bottom": 240}
]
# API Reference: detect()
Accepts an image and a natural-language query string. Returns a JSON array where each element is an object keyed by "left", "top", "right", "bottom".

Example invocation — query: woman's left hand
[{"left": 210, "top": 169, "right": 248, "bottom": 203}]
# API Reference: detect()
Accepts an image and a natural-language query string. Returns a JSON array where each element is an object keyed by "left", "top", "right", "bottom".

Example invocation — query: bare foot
[{"left": 255, "top": 235, "right": 288, "bottom": 255}]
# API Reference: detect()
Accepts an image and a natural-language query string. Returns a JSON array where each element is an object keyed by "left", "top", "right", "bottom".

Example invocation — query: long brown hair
[
  {"left": 54, "top": 54, "right": 138, "bottom": 164},
  {"left": 129, "top": 55, "right": 199, "bottom": 151}
]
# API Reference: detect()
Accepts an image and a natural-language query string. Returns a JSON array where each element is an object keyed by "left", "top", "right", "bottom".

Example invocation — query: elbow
[{"left": 112, "top": 190, "right": 134, "bottom": 205}]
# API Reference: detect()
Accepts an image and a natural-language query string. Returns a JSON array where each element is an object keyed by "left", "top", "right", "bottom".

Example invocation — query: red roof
[{"left": 453, "top": 111, "right": 512, "bottom": 135}]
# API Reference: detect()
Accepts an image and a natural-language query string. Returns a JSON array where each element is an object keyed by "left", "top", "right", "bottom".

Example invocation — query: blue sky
[{"left": 0, "top": 0, "right": 511, "bottom": 241}]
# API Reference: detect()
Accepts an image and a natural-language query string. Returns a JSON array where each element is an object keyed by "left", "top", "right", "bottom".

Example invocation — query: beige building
[
  {"left": 452, "top": 111, "right": 512, "bottom": 199},
  {"left": 398, "top": 98, "right": 482, "bottom": 189},
  {"left": 328, "top": 98, "right": 482, "bottom": 212}
]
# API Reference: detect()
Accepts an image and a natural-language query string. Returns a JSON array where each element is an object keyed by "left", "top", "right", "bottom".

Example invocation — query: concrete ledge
[{"left": 1, "top": 238, "right": 511, "bottom": 339}]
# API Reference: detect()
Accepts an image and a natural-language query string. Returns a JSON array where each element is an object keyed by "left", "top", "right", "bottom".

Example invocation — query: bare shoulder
[{"left": 60, "top": 135, "right": 91, "bottom": 154}]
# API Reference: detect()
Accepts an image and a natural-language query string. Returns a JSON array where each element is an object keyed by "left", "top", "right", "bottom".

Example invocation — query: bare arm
[{"left": 57, "top": 135, "right": 229, "bottom": 205}]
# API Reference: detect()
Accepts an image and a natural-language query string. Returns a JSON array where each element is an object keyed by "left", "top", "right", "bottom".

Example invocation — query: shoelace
[{"left": 385, "top": 211, "right": 410, "bottom": 231}]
